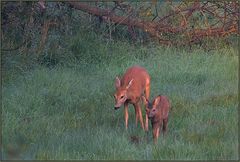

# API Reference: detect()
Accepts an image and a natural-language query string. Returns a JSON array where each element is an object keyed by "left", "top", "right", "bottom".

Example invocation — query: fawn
[{"left": 142, "top": 95, "right": 170, "bottom": 144}]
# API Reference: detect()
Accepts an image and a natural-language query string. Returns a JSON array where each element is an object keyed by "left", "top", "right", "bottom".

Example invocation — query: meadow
[{"left": 2, "top": 32, "right": 238, "bottom": 160}]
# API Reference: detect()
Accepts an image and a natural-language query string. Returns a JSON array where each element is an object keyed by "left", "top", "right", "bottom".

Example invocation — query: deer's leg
[
  {"left": 144, "top": 80, "right": 150, "bottom": 131},
  {"left": 134, "top": 102, "right": 144, "bottom": 130},
  {"left": 134, "top": 106, "right": 139, "bottom": 127},
  {"left": 124, "top": 102, "right": 129, "bottom": 130},
  {"left": 145, "top": 112, "right": 149, "bottom": 131},
  {"left": 163, "top": 118, "right": 168, "bottom": 136}
]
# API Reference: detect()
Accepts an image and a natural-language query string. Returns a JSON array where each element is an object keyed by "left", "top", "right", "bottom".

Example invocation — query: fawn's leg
[
  {"left": 152, "top": 126, "right": 159, "bottom": 144},
  {"left": 153, "top": 122, "right": 162, "bottom": 144}
]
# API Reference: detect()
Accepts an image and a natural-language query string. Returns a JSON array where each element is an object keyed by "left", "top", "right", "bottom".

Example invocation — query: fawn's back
[{"left": 147, "top": 95, "right": 170, "bottom": 121}]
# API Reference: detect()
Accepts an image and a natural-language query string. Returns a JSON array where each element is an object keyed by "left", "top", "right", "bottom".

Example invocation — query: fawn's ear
[
  {"left": 153, "top": 96, "right": 161, "bottom": 105},
  {"left": 126, "top": 79, "right": 134, "bottom": 89},
  {"left": 115, "top": 76, "right": 121, "bottom": 88}
]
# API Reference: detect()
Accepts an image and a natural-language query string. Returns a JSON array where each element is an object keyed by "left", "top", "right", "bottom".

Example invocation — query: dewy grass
[{"left": 2, "top": 41, "right": 238, "bottom": 160}]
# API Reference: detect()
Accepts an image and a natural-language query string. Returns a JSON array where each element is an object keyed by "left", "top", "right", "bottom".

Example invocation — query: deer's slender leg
[
  {"left": 134, "top": 106, "right": 139, "bottom": 127},
  {"left": 163, "top": 118, "right": 168, "bottom": 136},
  {"left": 144, "top": 80, "right": 150, "bottom": 131},
  {"left": 124, "top": 102, "right": 129, "bottom": 130},
  {"left": 134, "top": 102, "right": 144, "bottom": 130}
]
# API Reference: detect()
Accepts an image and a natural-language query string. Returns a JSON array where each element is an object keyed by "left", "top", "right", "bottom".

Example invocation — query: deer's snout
[
  {"left": 114, "top": 106, "right": 120, "bottom": 110},
  {"left": 114, "top": 102, "right": 122, "bottom": 110}
]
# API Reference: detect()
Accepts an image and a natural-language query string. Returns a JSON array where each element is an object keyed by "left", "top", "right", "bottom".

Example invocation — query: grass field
[{"left": 2, "top": 35, "right": 238, "bottom": 160}]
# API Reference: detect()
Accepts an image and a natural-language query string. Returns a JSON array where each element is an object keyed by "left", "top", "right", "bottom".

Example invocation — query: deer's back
[{"left": 121, "top": 66, "right": 150, "bottom": 95}]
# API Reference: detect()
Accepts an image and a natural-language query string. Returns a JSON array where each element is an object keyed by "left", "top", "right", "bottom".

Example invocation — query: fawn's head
[
  {"left": 142, "top": 96, "right": 161, "bottom": 118},
  {"left": 114, "top": 77, "right": 134, "bottom": 109}
]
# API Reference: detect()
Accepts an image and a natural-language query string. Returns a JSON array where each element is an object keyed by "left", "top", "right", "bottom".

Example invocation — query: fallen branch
[{"left": 68, "top": 1, "right": 239, "bottom": 46}]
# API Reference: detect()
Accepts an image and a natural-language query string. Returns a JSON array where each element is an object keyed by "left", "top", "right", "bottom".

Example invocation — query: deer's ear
[
  {"left": 142, "top": 96, "right": 149, "bottom": 106},
  {"left": 115, "top": 76, "right": 121, "bottom": 88},
  {"left": 126, "top": 79, "right": 134, "bottom": 89}
]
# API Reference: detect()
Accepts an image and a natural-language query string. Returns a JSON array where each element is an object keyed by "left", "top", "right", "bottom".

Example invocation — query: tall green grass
[{"left": 2, "top": 31, "right": 238, "bottom": 160}]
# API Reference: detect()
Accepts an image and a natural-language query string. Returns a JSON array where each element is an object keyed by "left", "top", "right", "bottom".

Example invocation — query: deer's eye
[{"left": 120, "top": 96, "right": 124, "bottom": 99}]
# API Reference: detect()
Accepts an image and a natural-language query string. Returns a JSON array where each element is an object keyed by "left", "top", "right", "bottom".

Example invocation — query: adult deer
[{"left": 114, "top": 65, "right": 150, "bottom": 131}]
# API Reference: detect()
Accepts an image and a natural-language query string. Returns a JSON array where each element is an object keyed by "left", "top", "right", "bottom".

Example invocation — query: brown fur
[
  {"left": 114, "top": 66, "right": 151, "bottom": 131},
  {"left": 143, "top": 95, "right": 170, "bottom": 144}
]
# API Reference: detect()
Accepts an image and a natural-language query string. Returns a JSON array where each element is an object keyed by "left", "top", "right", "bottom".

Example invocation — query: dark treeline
[{"left": 1, "top": 1, "right": 239, "bottom": 64}]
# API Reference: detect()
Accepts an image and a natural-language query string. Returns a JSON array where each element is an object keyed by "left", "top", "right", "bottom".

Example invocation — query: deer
[
  {"left": 114, "top": 65, "right": 150, "bottom": 131},
  {"left": 142, "top": 95, "right": 170, "bottom": 144}
]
